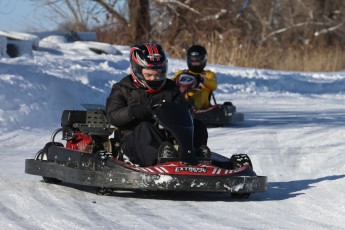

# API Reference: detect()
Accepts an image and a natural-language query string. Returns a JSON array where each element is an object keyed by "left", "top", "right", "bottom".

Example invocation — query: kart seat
[
  {"left": 75, "top": 109, "right": 113, "bottom": 136},
  {"left": 61, "top": 109, "right": 113, "bottom": 136},
  {"left": 61, "top": 110, "right": 87, "bottom": 129}
]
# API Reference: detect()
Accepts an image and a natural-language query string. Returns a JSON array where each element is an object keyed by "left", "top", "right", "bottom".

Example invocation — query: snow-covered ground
[{"left": 0, "top": 36, "right": 345, "bottom": 229}]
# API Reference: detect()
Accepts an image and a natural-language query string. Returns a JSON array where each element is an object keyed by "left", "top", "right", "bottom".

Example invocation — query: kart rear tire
[
  {"left": 223, "top": 102, "right": 233, "bottom": 106},
  {"left": 42, "top": 177, "right": 62, "bottom": 184}
]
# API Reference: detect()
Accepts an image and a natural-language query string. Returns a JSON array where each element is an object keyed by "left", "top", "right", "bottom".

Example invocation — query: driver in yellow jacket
[{"left": 172, "top": 45, "right": 217, "bottom": 110}]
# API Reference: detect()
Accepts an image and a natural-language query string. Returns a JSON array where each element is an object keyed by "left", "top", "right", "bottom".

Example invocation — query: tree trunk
[{"left": 128, "top": 0, "right": 151, "bottom": 44}]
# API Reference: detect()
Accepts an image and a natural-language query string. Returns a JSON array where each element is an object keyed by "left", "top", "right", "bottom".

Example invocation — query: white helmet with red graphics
[{"left": 175, "top": 73, "right": 199, "bottom": 94}]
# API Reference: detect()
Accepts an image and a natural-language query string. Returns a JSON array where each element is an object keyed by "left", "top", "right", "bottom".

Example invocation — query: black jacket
[{"left": 106, "top": 75, "right": 185, "bottom": 131}]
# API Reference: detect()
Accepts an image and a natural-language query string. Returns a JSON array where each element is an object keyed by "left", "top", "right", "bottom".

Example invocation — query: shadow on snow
[
  {"left": 216, "top": 72, "right": 345, "bottom": 95},
  {"left": 43, "top": 175, "right": 345, "bottom": 202},
  {"left": 231, "top": 110, "right": 345, "bottom": 128},
  {"left": 255, "top": 174, "right": 345, "bottom": 201}
]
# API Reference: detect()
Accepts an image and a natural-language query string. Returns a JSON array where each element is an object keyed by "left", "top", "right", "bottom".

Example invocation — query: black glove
[
  {"left": 194, "top": 74, "right": 204, "bottom": 84},
  {"left": 131, "top": 103, "right": 153, "bottom": 120}
]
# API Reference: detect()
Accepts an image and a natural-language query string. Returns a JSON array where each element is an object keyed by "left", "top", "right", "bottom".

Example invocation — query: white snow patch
[{"left": 153, "top": 175, "right": 173, "bottom": 184}]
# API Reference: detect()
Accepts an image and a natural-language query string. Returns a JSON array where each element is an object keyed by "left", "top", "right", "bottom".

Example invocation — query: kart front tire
[
  {"left": 231, "top": 193, "right": 251, "bottom": 199},
  {"left": 42, "top": 177, "right": 62, "bottom": 184}
]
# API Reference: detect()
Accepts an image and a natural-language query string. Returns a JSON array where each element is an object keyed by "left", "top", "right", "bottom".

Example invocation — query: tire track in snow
[
  {"left": 0, "top": 169, "right": 46, "bottom": 230},
  {"left": 0, "top": 202, "right": 45, "bottom": 230},
  {"left": 53, "top": 184, "right": 130, "bottom": 229}
]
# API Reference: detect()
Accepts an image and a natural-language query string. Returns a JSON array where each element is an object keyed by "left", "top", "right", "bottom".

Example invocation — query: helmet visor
[
  {"left": 189, "top": 56, "right": 206, "bottom": 66},
  {"left": 145, "top": 79, "right": 166, "bottom": 90},
  {"left": 142, "top": 67, "right": 167, "bottom": 81}
]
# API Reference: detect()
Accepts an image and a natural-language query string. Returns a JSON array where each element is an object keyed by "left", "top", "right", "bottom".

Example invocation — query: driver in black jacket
[{"left": 106, "top": 43, "right": 208, "bottom": 167}]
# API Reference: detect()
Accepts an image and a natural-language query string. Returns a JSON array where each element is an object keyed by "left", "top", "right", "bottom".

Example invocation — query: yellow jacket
[{"left": 172, "top": 69, "right": 217, "bottom": 110}]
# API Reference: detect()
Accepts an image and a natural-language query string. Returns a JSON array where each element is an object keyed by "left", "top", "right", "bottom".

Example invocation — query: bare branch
[
  {"left": 197, "top": 9, "right": 227, "bottom": 22},
  {"left": 65, "top": 0, "right": 80, "bottom": 27},
  {"left": 314, "top": 21, "right": 345, "bottom": 36},
  {"left": 156, "top": 0, "right": 201, "bottom": 15},
  {"left": 263, "top": 22, "right": 311, "bottom": 42},
  {"left": 93, "top": 0, "right": 128, "bottom": 25}
]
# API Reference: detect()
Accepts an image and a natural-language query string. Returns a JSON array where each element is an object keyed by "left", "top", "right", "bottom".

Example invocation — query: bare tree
[
  {"left": 32, "top": 0, "right": 103, "bottom": 31},
  {"left": 128, "top": 0, "right": 150, "bottom": 43},
  {"left": 94, "top": 0, "right": 151, "bottom": 44},
  {"left": 36, "top": 0, "right": 151, "bottom": 44},
  {"left": 33, "top": 0, "right": 345, "bottom": 70}
]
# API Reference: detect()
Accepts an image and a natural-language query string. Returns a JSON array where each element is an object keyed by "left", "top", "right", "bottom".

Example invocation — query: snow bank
[
  {"left": 0, "top": 31, "right": 39, "bottom": 50},
  {"left": 0, "top": 31, "right": 40, "bottom": 57},
  {"left": 71, "top": 41, "right": 122, "bottom": 55},
  {"left": 6, "top": 40, "right": 33, "bottom": 57},
  {"left": 0, "top": 36, "right": 7, "bottom": 57},
  {"left": 33, "top": 31, "right": 97, "bottom": 42},
  {"left": 39, "top": 34, "right": 122, "bottom": 56}
]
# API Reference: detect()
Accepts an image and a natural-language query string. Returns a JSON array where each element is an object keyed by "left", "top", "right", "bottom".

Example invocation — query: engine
[
  {"left": 66, "top": 132, "right": 93, "bottom": 152},
  {"left": 60, "top": 108, "right": 114, "bottom": 154}
]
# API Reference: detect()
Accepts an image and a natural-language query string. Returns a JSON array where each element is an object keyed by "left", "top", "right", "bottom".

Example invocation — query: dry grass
[
  {"left": 204, "top": 37, "right": 345, "bottom": 72},
  {"left": 93, "top": 0, "right": 345, "bottom": 73}
]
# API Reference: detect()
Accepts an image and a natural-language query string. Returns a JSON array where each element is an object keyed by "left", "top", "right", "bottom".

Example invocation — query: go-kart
[
  {"left": 193, "top": 93, "right": 244, "bottom": 127},
  {"left": 25, "top": 103, "right": 266, "bottom": 198}
]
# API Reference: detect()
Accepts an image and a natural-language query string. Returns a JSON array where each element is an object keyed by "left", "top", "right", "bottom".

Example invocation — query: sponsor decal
[{"left": 174, "top": 167, "right": 207, "bottom": 173}]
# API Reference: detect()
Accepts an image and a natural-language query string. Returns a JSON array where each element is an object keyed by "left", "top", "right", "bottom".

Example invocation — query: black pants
[{"left": 123, "top": 119, "right": 208, "bottom": 167}]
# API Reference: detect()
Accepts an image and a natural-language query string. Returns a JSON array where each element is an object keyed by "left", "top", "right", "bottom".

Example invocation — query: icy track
[{"left": 0, "top": 35, "right": 345, "bottom": 229}]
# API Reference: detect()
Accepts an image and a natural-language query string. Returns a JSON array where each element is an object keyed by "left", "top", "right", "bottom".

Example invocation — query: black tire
[
  {"left": 95, "top": 187, "right": 113, "bottom": 195},
  {"left": 42, "top": 177, "right": 62, "bottom": 184},
  {"left": 223, "top": 102, "right": 236, "bottom": 113},
  {"left": 231, "top": 193, "right": 251, "bottom": 199},
  {"left": 229, "top": 154, "right": 253, "bottom": 170},
  {"left": 223, "top": 101, "right": 233, "bottom": 106}
]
